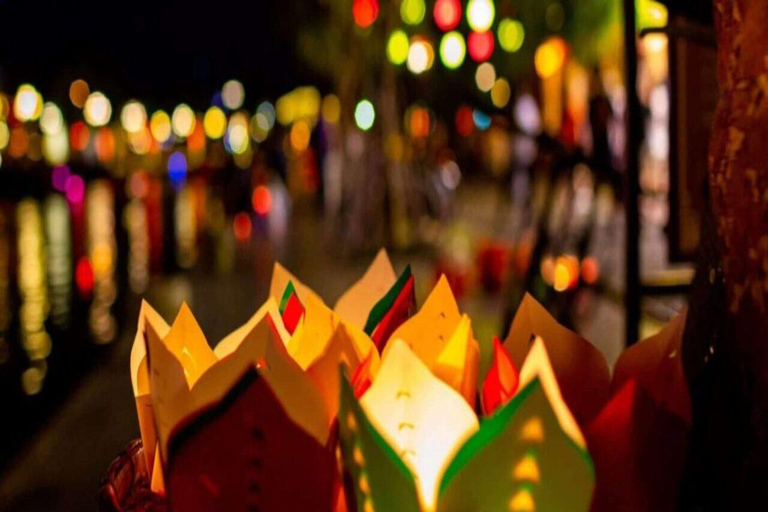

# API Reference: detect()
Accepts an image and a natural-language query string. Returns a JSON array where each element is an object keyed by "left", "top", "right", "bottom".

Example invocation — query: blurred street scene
[{"left": 0, "top": 0, "right": 703, "bottom": 509}]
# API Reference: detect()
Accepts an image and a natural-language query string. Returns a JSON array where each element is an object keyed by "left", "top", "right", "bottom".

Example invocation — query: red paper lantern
[
  {"left": 433, "top": 0, "right": 461, "bottom": 31},
  {"left": 468, "top": 30, "right": 494, "bottom": 62},
  {"left": 352, "top": 0, "right": 379, "bottom": 28}
]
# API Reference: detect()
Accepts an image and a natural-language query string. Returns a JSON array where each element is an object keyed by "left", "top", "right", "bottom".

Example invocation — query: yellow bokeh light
[
  {"left": 400, "top": 0, "right": 426, "bottom": 25},
  {"left": 387, "top": 30, "right": 410, "bottom": 66},
  {"left": 491, "top": 78, "right": 511, "bottom": 108},
  {"left": 0, "top": 121, "right": 9, "bottom": 150},
  {"left": 227, "top": 112, "right": 250, "bottom": 155},
  {"left": 290, "top": 120, "right": 311, "bottom": 152},
  {"left": 172, "top": 104, "right": 196, "bottom": 138},
  {"left": 475, "top": 62, "right": 496, "bottom": 92},
  {"left": 407, "top": 38, "right": 434, "bottom": 75},
  {"left": 203, "top": 106, "right": 227, "bottom": 140},
  {"left": 150, "top": 110, "right": 172, "bottom": 143},
  {"left": 128, "top": 127, "right": 152, "bottom": 155},
  {"left": 222, "top": 79, "right": 245, "bottom": 110},
  {"left": 121, "top": 101, "right": 147, "bottom": 134},
  {"left": 466, "top": 0, "right": 495, "bottom": 32},
  {"left": 498, "top": 18, "right": 525, "bottom": 53},
  {"left": 42, "top": 130, "right": 70, "bottom": 166},
  {"left": 83, "top": 92, "right": 112, "bottom": 127},
  {"left": 535, "top": 37, "right": 567, "bottom": 79},
  {"left": 321, "top": 94, "right": 341, "bottom": 124},
  {"left": 14, "top": 84, "right": 43, "bottom": 122},
  {"left": 40, "top": 102, "right": 64, "bottom": 136}
]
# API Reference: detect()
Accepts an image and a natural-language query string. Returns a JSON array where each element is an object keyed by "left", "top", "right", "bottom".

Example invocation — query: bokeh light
[
  {"left": 439, "top": 31, "right": 466, "bottom": 70},
  {"left": 475, "top": 62, "right": 496, "bottom": 92},
  {"left": 466, "top": 0, "right": 495, "bottom": 32},
  {"left": 352, "top": 0, "right": 379, "bottom": 28},
  {"left": 455, "top": 106, "right": 474, "bottom": 137},
  {"left": 226, "top": 112, "right": 250, "bottom": 155},
  {"left": 257, "top": 102, "right": 276, "bottom": 130},
  {"left": 407, "top": 38, "right": 434, "bottom": 74},
  {"left": 233, "top": 212, "right": 252, "bottom": 242},
  {"left": 203, "top": 106, "right": 227, "bottom": 139},
  {"left": 433, "top": 0, "right": 461, "bottom": 31},
  {"left": 172, "top": 104, "right": 196, "bottom": 138},
  {"left": 290, "top": 119, "right": 311, "bottom": 152},
  {"left": 401, "top": 0, "right": 426, "bottom": 25},
  {"left": 13, "top": 84, "right": 43, "bottom": 122},
  {"left": 222, "top": 79, "right": 245, "bottom": 110},
  {"left": 321, "top": 95, "right": 341, "bottom": 124},
  {"left": 0, "top": 122, "right": 9, "bottom": 150},
  {"left": 150, "top": 110, "right": 172, "bottom": 143},
  {"left": 472, "top": 109, "right": 491, "bottom": 130},
  {"left": 354, "top": 100, "right": 375, "bottom": 131},
  {"left": 40, "top": 102, "right": 64, "bottom": 135},
  {"left": 121, "top": 101, "right": 147, "bottom": 134},
  {"left": 535, "top": 37, "right": 567, "bottom": 79},
  {"left": 387, "top": 30, "right": 410, "bottom": 65},
  {"left": 69, "top": 79, "right": 90, "bottom": 109},
  {"left": 498, "top": 18, "right": 525, "bottom": 53},
  {"left": 167, "top": 151, "right": 187, "bottom": 190},
  {"left": 83, "top": 92, "right": 112, "bottom": 127},
  {"left": 514, "top": 93, "right": 542, "bottom": 135},
  {"left": 252, "top": 185, "right": 272, "bottom": 216},
  {"left": 468, "top": 30, "right": 494, "bottom": 62},
  {"left": 491, "top": 78, "right": 511, "bottom": 108}
]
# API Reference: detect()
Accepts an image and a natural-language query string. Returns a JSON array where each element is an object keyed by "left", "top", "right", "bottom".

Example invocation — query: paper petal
[
  {"left": 287, "top": 293, "right": 338, "bottom": 370},
  {"left": 161, "top": 302, "right": 217, "bottom": 387},
  {"left": 269, "top": 261, "right": 320, "bottom": 305},
  {"left": 503, "top": 293, "right": 609, "bottom": 428},
  {"left": 611, "top": 309, "right": 690, "bottom": 424},
  {"left": 481, "top": 336, "right": 519, "bottom": 416},
  {"left": 361, "top": 339, "right": 479, "bottom": 510},
  {"left": 166, "top": 369, "right": 337, "bottom": 512},
  {"left": 370, "top": 274, "right": 416, "bottom": 351},
  {"left": 587, "top": 380, "right": 688, "bottom": 512},
  {"left": 213, "top": 297, "right": 288, "bottom": 358},
  {"left": 438, "top": 374, "right": 594, "bottom": 512},
  {"left": 338, "top": 374, "right": 421, "bottom": 512},
  {"left": 334, "top": 249, "right": 397, "bottom": 329}
]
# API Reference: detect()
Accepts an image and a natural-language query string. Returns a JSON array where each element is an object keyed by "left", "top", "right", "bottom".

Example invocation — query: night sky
[{"left": 0, "top": 0, "right": 327, "bottom": 111}]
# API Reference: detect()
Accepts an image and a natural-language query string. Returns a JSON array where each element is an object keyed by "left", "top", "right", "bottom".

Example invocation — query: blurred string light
[
  {"left": 475, "top": 62, "right": 496, "bottom": 92},
  {"left": 535, "top": 36, "right": 567, "bottom": 79},
  {"left": 514, "top": 93, "right": 542, "bottom": 135},
  {"left": 121, "top": 101, "right": 147, "bottom": 134},
  {"left": 0, "top": 95, "right": 9, "bottom": 120},
  {"left": 86, "top": 181, "right": 118, "bottom": 343},
  {"left": 405, "top": 104, "right": 431, "bottom": 138},
  {"left": 252, "top": 185, "right": 272, "bottom": 216},
  {"left": 167, "top": 151, "right": 187, "bottom": 189},
  {"left": 455, "top": 105, "right": 474, "bottom": 137},
  {"left": 222, "top": 79, "right": 245, "bottom": 110},
  {"left": 226, "top": 112, "right": 250, "bottom": 154},
  {"left": 70, "top": 122, "right": 90, "bottom": 152},
  {"left": 638, "top": 0, "right": 668, "bottom": 29},
  {"left": 433, "top": 0, "right": 461, "bottom": 31},
  {"left": 150, "top": 110, "right": 172, "bottom": 143},
  {"left": 95, "top": 127, "right": 116, "bottom": 163},
  {"left": 290, "top": 119, "right": 311, "bottom": 152},
  {"left": 203, "top": 106, "right": 227, "bottom": 139},
  {"left": 257, "top": 101, "right": 276, "bottom": 130},
  {"left": 321, "top": 95, "right": 341, "bottom": 124},
  {"left": 354, "top": 99, "right": 375, "bottom": 131},
  {"left": 233, "top": 212, "right": 252, "bottom": 242},
  {"left": 39, "top": 102, "right": 64, "bottom": 135},
  {"left": 69, "top": 79, "right": 90, "bottom": 109},
  {"left": 401, "top": 0, "right": 426, "bottom": 25},
  {"left": 127, "top": 127, "right": 152, "bottom": 155},
  {"left": 498, "top": 18, "right": 524, "bottom": 53},
  {"left": 83, "top": 92, "right": 112, "bottom": 127},
  {"left": 275, "top": 86, "right": 320, "bottom": 126},
  {"left": 407, "top": 37, "right": 434, "bottom": 74},
  {"left": 491, "top": 78, "right": 511, "bottom": 108},
  {"left": 468, "top": 30, "right": 494, "bottom": 62},
  {"left": 387, "top": 30, "right": 410, "bottom": 65},
  {"left": 466, "top": 0, "right": 495, "bottom": 32},
  {"left": 14, "top": 84, "right": 43, "bottom": 122},
  {"left": 472, "top": 109, "right": 491, "bottom": 130},
  {"left": 172, "top": 103, "right": 196, "bottom": 138},
  {"left": 43, "top": 129, "right": 70, "bottom": 165},
  {"left": 0, "top": 121, "right": 9, "bottom": 150},
  {"left": 439, "top": 31, "right": 466, "bottom": 69},
  {"left": 353, "top": 0, "right": 379, "bottom": 28}
]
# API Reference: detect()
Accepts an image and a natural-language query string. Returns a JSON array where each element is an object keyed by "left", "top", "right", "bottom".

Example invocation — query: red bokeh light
[
  {"left": 468, "top": 30, "right": 495, "bottom": 62},
  {"left": 352, "top": 0, "right": 379, "bottom": 28},
  {"left": 233, "top": 212, "right": 252, "bottom": 242},
  {"left": 70, "top": 121, "right": 90, "bottom": 152},
  {"left": 252, "top": 185, "right": 273, "bottom": 216},
  {"left": 75, "top": 257, "right": 94, "bottom": 296},
  {"left": 455, "top": 106, "right": 474, "bottom": 137},
  {"left": 433, "top": 0, "right": 461, "bottom": 31}
]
